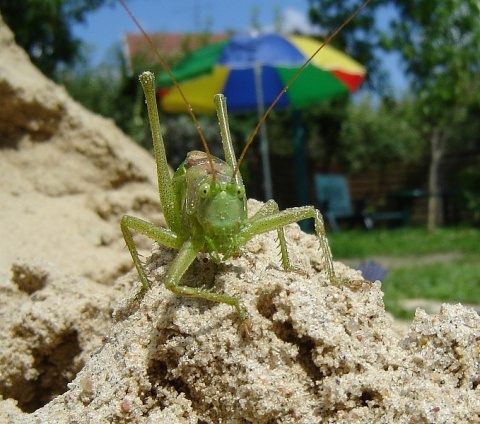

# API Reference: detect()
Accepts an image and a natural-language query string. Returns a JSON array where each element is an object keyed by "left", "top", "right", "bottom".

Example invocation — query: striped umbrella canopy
[
  {"left": 157, "top": 33, "right": 366, "bottom": 113},
  {"left": 157, "top": 33, "right": 366, "bottom": 201}
]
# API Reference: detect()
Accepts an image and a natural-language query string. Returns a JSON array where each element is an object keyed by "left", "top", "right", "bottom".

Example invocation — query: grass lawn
[{"left": 328, "top": 227, "right": 480, "bottom": 319}]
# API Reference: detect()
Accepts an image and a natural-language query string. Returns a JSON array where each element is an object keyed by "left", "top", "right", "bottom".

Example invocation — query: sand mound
[
  {"left": 0, "top": 13, "right": 478, "bottom": 423},
  {"left": 0, "top": 10, "right": 161, "bottom": 414}
]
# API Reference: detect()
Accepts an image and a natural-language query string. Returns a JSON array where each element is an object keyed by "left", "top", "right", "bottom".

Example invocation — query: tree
[
  {"left": 0, "top": 0, "right": 111, "bottom": 79},
  {"left": 309, "top": 0, "right": 480, "bottom": 231},
  {"left": 381, "top": 0, "right": 480, "bottom": 232},
  {"left": 338, "top": 96, "right": 422, "bottom": 174},
  {"left": 308, "top": 0, "right": 387, "bottom": 92}
]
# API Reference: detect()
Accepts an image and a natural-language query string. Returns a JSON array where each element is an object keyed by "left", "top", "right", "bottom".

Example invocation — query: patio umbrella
[{"left": 157, "top": 33, "right": 366, "bottom": 201}]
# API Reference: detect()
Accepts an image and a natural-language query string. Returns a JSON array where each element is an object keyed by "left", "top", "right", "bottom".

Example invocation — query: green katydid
[{"left": 119, "top": 0, "right": 369, "bottom": 327}]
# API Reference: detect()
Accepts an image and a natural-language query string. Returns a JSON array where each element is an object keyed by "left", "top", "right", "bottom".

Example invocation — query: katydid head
[
  {"left": 182, "top": 152, "right": 247, "bottom": 240},
  {"left": 197, "top": 181, "right": 246, "bottom": 237}
]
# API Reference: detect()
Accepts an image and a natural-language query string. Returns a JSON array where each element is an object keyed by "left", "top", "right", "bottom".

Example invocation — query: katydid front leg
[
  {"left": 249, "top": 200, "right": 298, "bottom": 272},
  {"left": 163, "top": 238, "right": 249, "bottom": 322},
  {"left": 121, "top": 215, "right": 181, "bottom": 298},
  {"left": 241, "top": 206, "right": 336, "bottom": 283}
]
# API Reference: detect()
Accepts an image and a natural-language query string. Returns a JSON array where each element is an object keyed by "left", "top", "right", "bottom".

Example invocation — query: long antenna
[
  {"left": 232, "top": 0, "right": 372, "bottom": 178},
  {"left": 119, "top": 0, "right": 216, "bottom": 181}
]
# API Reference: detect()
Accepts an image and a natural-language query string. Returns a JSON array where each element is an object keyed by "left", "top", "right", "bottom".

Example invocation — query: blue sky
[{"left": 71, "top": 0, "right": 407, "bottom": 93}]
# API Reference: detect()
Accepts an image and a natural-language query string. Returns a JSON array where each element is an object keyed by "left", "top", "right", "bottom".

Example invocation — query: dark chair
[
  {"left": 314, "top": 173, "right": 408, "bottom": 231},
  {"left": 314, "top": 174, "right": 367, "bottom": 231}
]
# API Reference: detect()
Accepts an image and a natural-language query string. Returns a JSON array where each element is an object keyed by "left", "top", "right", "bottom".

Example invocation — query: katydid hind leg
[
  {"left": 214, "top": 95, "right": 237, "bottom": 170},
  {"left": 139, "top": 72, "right": 182, "bottom": 234},
  {"left": 214, "top": 94, "right": 246, "bottom": 191},
  {"left": 242, "top": 206, "right": 336, "bottom": 282}
]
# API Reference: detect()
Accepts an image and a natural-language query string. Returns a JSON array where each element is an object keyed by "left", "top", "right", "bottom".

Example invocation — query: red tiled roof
[{"left": 124, "top": 32, "right": 229, "bottom": 64}]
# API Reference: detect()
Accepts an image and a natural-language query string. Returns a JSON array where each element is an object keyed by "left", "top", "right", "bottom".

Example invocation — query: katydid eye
[
  {"left": 236, "top": 185, "right": 245, "bottom": 199},
  {"left": 199, "top": 183, "right": 210, "bottom": 198}
]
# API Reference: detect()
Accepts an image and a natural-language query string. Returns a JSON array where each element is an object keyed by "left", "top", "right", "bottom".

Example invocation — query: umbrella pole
[
  {"left": 254, "top": 65, "right": 273, "bottom": 201},
  {"left": 292, "top": 109, "right": 311, "bottom": 232},
  {"left": 293, "top": 109, "right": 308, "bottom": 207}
]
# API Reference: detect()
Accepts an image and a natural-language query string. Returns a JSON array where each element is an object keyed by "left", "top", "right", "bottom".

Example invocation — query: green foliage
[
  {"left": 161, "top": 114, "right": 223, "bottom": 169},
  {"left": 250, "top": 97, "right": 350, "bottom": 169},
  {"left": 338, "top": 96, "right": 422, "bottom": 172},
  {"left": 0, "top": 0, "right": 111, "bottom": 79},
  {"left": 59, "top": 44, "right": 152, "bottom": 149},
  {"left": 61, "top": 61, "right": 123, "bottom": 123},
  {"left": 458, "top": 166, "right": 480, "bottom": 226},
  {"left": 261, "top": 93, "right": 425, "bottom": 174},
  {"left": 235, "top": 94, "right": 425, "bottom": 175},
  {"left": 304, "top": 97, "right": 349, "bottom": 167},
  {"left": 381, "top": 0, "right": 480, "bottom": 129}
]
